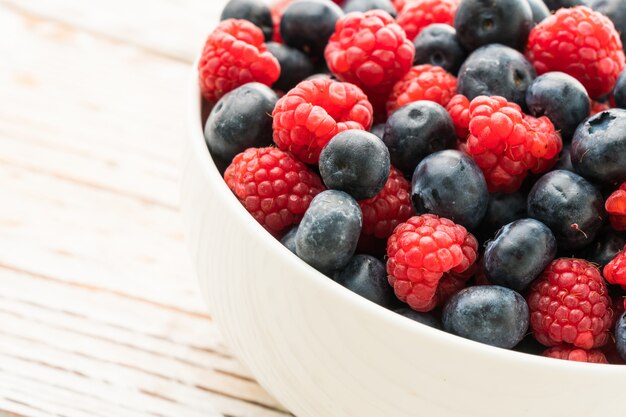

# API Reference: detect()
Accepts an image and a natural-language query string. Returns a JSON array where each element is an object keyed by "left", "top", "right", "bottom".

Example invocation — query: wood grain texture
[{"left": 0, "top": 1, "right": 288, "bottom": 416}]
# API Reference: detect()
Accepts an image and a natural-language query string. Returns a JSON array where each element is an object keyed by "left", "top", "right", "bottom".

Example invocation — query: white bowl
[{"left": 180, "top": 72, "right": 625, "bottom": 417}]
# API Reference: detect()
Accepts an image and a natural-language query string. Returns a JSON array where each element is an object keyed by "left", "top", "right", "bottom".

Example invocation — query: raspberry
[
  {"left": 446, "top": 94, "right": 470, "bottom": 140},
  {"left": 224, "top": 147, "right": 325, "bottom": 235},
  {"left": 543, "top": 345, "right": 608, "bottom": 363},
  {"left": 386, "top": 214, "right": 478, "bottom": 311},
  {"left": 605, "top": 183, "right": 626, "bottom": 231},
  {"left": 523, "top": 114, "right": 562, "bottom": 160},
  {"left": 526, "top": 6, "right": 626, "bottom": 99},
  {"left": 396, "top": 0, "right": 459, "bottom": 41},
  {"left": 270, "top": 0, "right": 293, "bottom": 43},
  {"left": 272, "top": 78, "right": 374, "bottom": 164},
  {"left": 198, "top": 19, "right": 281, "bottom": 102},
  {"left": 386, "top": 64, "right": 457, "bottom": 115},
  {"left": 359, "top": 166, "right": 414, "bottom": 240},
  {"left": 527, "top": 258, "right": 613, "bottom": 349},
  {"left": 604, "top": 245, "right": 626, "bottom": 287},
  {"left": 590, "top": 100, "right": 610, "bottom": 116},
  {"left": 325, "top": 10, "right": 415, "bottom": 114}
]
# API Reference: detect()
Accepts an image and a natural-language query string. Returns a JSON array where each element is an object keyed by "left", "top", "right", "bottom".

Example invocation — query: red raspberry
[
  {"left": 543, "top": 345, "right": 608, "bottom": 363},
  {"left": 446, "top": 94, "right": 470, "bottom": 140},
  {"left": 590, "top": 100, "right": 610, "bottom": 115},
  {"left": 270, "top": 0, "right": 293, "bottom": 43},
  {"left": 604, "top": 245, "right": 626, "bottom": 287},
  {"left": 387, "top": 214, "right": 478, "bottom": 311},
  {"left": 359, "top": 166, "right": 414, "bottom": 240},
  {"left": 526, "top": 6, "right": 625, "bottom": 99},
  {"left": 198, "top": 19, "right": 280, "bottom": 102},
  {"left": 272, "top": 78, "right": 374, "bottom": 164},
  {"left": 325, "top": 10, "right": 415, "bottom": 114},
  {"left": 224, "top": 147, "right": 324, "bottom": 235},
  {"left": 527, "top": 258, "right": 613, "bottom": 349},
  {"left": 523, "top": 114, "right": 562, "bottom": 160},
  {"left": 396, "top": 0, "right": 459, "bottom": 41},
  {"left": 386, "top": 64, "right": 457, "bottom": 115},
  {"left": 605, "top": 183, "right": 626, "bottom": 231}
]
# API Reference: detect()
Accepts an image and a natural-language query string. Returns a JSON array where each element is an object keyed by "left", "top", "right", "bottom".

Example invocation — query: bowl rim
[{"left": 186, "top": 68, "right": 626, "bottom": 373}]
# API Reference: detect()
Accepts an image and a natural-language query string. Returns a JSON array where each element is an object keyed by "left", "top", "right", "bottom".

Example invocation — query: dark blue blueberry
[
  {"left": 453, "top": 0, "right": 533, "bottom": 52},
  {"left": 613, "top": 70, "right": 626, "bottom": 109},
  {"left": 220, "top": 0, "right": 274, "bottom": 41},
  {"left": 280, "top": 225, "right": 299, "bottom": 254},
  {"left": 543, "top": 0, "right": 589, "bottom": 10},
  {"left": 394, "top": 307, "right": 442, "bottom": 329},
  {"left": 484, "top": 219, "right": 557, "bottom": 292},
  {"left": 592, "top": 0, "right": 626, "bottom": 53},
  {"left": 477, "top": 191, "right": 527, "bottom": 242},
  {"left": 370, "top": 123, "right": 386, "bottom": 140},
  {"left": 266, "top": 42, "right": 315, "bottom": 92},
  {"left": 296, "top": 190, "right": 362, "bottom": 272},
  {"left": 334, "top": 255, "right": 395, "bottom": 307},
  {"left": 554, "top": 144, "right": 575, "bottom": 172},
  {"left": 280, "top": 0, "right": 344, "bottom": 60},
  {"left": 205, "top": 83, "right": 278, "bottom": 169},
  {"left": 513, "top": 334, "right": 546, "bottom": 355},
  {"left": 577, "top": 225, "right": 626, "bottom": 268},
  {"left": 527, "top": 170, "right": 605, "bottom": 249},
  {"left": 413, "top": 24, "right": 467, "bottom": 75},
  {"left": 526, "top": 0, "right": 551, "bottom": 24},
  {"left": 616, "top": 311, "right": 626, "bottom": 361},
  {"left": 525, "top": 72, "right": 590, "bottom": 142},
  {"left": 383, "top": 101, "right": 456, "bottom": 176},
  {"left": 457, "top": 44, "right": 536, "bottom": 110},
  {"left": 442, "top": 285, "right": 529, "bottom": 349},
  {"left": 319, "top": 130, "right": 390, "bottom": 200},
  {"left": 571, "top": 109, "right": 626, "bottom": 185},
  {"left": 411, "top": 150, "right": 489, "bottom": 230},
  {"left": 342, "top": 0, "right": 397, "bottom": 17}
]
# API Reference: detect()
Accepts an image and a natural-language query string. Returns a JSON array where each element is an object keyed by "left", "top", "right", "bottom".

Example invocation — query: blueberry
[
  {"left": 554, "top": 144, "right": 575, "bottom": 172},
  {"left": 342, "top": 0, "right": 397, "bottom": 17},
  {"left": 613, "top": 70, "right": 626, "bottom": 109},
  {"left": 616, "top": 311, "right": 626, "bottom": 362},
  {"left": 484, "top": 219, "right": 557, "bottom": 292},
  {"left": 525, "top": 72, "right": 590, "bottom": 141},
  {"left": 478, "top": 191, "right": 527, "bottom": 242},
  {"left": 205, "top": 83, "right": 278, "bottom": 168},
  {"left": 571, "top": 109, "right": 626, "bottom": 185},
  {"left": 592, "top": 0, "right": 626, "bottom": 54},
  {"left": 543, "top": 0, "right": 589, "bottom": 11},
  {"left": 513, "top": 335, "right": 546, "bottom": 355},
  {"left": 454, "top": 0, "right": 533, "bottom": 52},
  {"left": 319, "top": 130, "right": 390, "bottom": 200},
  {"left": 334, "top": 255, "right": 395, "bottom": 307},
  {"left": 527, "top": 170, "right": 605, "bottom": 249},
  {"left": 280, "top": 225, "right": 299, "bottom": 254},
  {"left": 280, "top": 0, "right": 344, "bottom": 60},
  {"left": 457, "top": 44, "right": 536, "bottom": 110},
  {"left": 395, "top": 307, "right": 442, "bottom": 329},
  {"left": 266, "top": 42, "right": 315, "bottom": 92},
  {"left": 383, "top": 101, "right": 457, "bottom": 176},
  {"left": 413, "top": 24, "right": 467, "bottom": 75},
  {"left": 577, "top": 225, "right": 626, "bottom": 268},
  {"left": 411, "top": 150, "right": 489, "bottom": 230},
  {"left": 370, "top": 123, "right": 386, "bottom": 140},
  {"left": 526, "top": 0, "right": 551, "bottom": 24},
  {"left": 220, "top": 0, "right": 274, "bottom": 41},
  {"left": 442, "top": 285, "right": 529, "bottom": 349},
  {"left": 296, "top": 190, "right": 362, "bottom": 272}
]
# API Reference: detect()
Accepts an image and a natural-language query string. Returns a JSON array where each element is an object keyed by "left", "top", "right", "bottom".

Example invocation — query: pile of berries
[{"left": 201, "top": 0, "right": 626, "bottom": 364}]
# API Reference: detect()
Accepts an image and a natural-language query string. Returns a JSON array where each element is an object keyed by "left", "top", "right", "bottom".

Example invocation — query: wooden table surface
[{"left": 0, "top": 1, "right": 290, "bottom": 416}]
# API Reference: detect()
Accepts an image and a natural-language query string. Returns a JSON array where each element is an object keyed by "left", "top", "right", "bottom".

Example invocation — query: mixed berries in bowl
[{"left": 181, "top": 0, "right": 626, "bottom": 415}]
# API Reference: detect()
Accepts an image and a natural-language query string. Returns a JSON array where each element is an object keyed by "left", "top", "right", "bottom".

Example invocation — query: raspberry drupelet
[
  {"left": 543, "top": 345, "right": 609, "bottom": 363},
  {"left": 198, "top": 19, "right": 281, "bottom": 102},
  {"left": 527, "top": 258, "right": 613, "bottom": 350},
  {"left": 386, "top": 214, "right": 478, "bottom": 312},
  {"left": 604, "top": 245, "right": 626, "bottom": 288},
  {"left": 396, "top": 0, "right": 459, "bottom": 41},
  {"left": 445, "top": 94, "right": 470, "bottom": 140},
  {"left": 272, "top": 78, "right": 373, "bottom": 165},
  {"left": 605, "top": 183, "right": 626, "bottom": 231},
  {"left": 224, "top": 147, "right": 325, "bottom": 235}
]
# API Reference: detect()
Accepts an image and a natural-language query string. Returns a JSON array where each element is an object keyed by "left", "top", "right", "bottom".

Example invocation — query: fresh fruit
[
  {"left": 614, "top": 69, "right": 626, "bottom": 108},
  {"left": 225, "top": 147, "right": 325, "bottom": 235},
  {"left": 526, "top": 0, "right": 551, "bottom": 24},
  {"left": 591, "top": 0, "right": 626, "bottom": 51},
  {"left": 527, "top": 258, "right": 613, "bottom": 349},
  {"left": 411, "top": 150, "right": 489, "bottom": 230},
  {"left": 267, "top": 42, "right": 315, "bottom": 91},
  {"left": 590, "top": 100, "right": 610, "bottom": 115},
  {"left": 445, "top": 93, "right": 470, "bottom": 139},
  {"left": 221, "top": 0, "right": 274, "bottom": 41},
  {"left": 543, "top": 0, "right": 588, "bottom": 11},
  {"left": 453, "top": 0, "right": 533, "bottom": 52},
  {"left": 412, "top": 24, "right": 467, "bottom": 74},
  {"left": 554, "top": 144, "right": 575, "bottom": 172},
  {"left": 370, "top": 123, "right": 386, "bottom": 140},
  {"left": 395, "top": 307, "right": 442, "bottom": 328},
  {"left": 457, "top": 44, "right": 536, "bottom": 109},
  {"left": 484, "top": 219, "right": 557, "bottom": 291},
  {"left": 605, "top": 183, "right": 626, "bottom": 231},
  {"left": 342, "top": 0, "right": 398, "bottom": 17},
  {"left": 296, "top": 189, "right": 362, "bottom": 272},
  {"left": 319, "top": 130, "right": 391, "bottom": 199},
  {"left": 334, "top": 254, "right": 395, "bottom": 306},
  {"left": 527, "top": 170, "right": 605, "bottom": 249},
  {"left": 386, "top": 213, "right": 479, "bottom": 311},
  {"left": 578, "top": 225, "right": 626, "bottom": 267},
  {"left": 525, "top": 72, "right": 591, "bottom": 141},
  {"left": 616, "top": 311, "right": 626, "bottom": 361},
  {"left": 604, "top": 245, "right": 626, "bottom": 286},
  {"left": 198, "top": 19, "right": 281, "bottom": 102},
  {"left": 396, "top": 0, "right": 459, "bottom": 41},
  {"left": 477, "top": 191, "right": 527, "bottom": 242},
  {"left": 526, "top": 6, "right": 625, "bottom": 99},
  {"left": 270, "top": 0, "right": 293, "bottom": 43},
  {"left": 543, "top": 345, "right": 609, "bottom": 363},
  {"left": 281, "top": 225, "right": 299, "bottom": 253},
  {"left": 383, "top": 101, "right": 457, "bottom": 175},
  {"left": 442, "top": 285, "right": 529, "bottom": 349},
  {"left": 272, "top": 77, "right": 373, "bottom": 164},
  {"left": 204, "top": 83, "right": 278, "bottom": 168}
]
